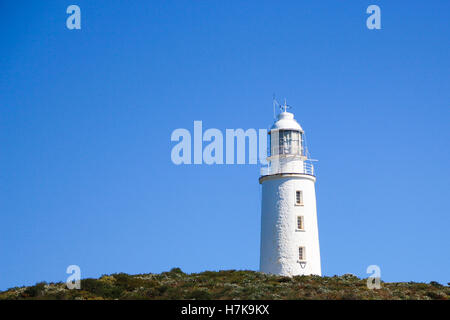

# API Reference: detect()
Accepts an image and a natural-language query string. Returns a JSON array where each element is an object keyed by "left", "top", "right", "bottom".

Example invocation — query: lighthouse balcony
[{"left": 260, "top": 160, "right": 315, "bottom": 177}]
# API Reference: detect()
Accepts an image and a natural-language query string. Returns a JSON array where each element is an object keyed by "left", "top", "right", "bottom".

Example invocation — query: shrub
[
  {"left": 429, "top": 281, "right": 442, "bottom": 287},
  {"left": 24, "top": 282, "right": 47, "bottom": 298},
  {"left": 170, "top": 267, "right": 184, "bottom": 274},
  {"left": 186, "top": 289, "right": 212, "bottom": 300}
]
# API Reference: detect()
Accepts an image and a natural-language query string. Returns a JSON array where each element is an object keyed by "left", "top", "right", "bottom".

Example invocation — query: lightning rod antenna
[{"left": 272, "top": 94, "right": 276, "bottom": 120}]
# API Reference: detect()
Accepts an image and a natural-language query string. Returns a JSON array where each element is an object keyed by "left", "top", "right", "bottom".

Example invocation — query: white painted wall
[{"left": 259, "top": 174, "right": 321, "bottom": 276}]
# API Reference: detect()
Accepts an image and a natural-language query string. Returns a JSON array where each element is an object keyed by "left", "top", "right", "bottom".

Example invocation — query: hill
[{"left": 0, "top": 269, "right": 448, "bottom": 300}]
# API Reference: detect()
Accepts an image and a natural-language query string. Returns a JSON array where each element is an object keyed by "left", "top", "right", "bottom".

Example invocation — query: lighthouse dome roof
[{"left": 270, "top": 112, "right": 303, "bottom": 132}]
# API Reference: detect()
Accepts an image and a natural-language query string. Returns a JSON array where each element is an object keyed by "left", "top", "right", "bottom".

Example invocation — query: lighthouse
[{"left": 259, "top": 103, "right": 321, "bottom": 276}]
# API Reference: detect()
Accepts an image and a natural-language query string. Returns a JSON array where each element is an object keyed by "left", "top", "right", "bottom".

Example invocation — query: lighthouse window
[
  {"left": 299, "top": 247, "right": 306, "bottom": 261},
  {"left": 291, "top": 131, "right": 301, "bottom": 155},
  {"left": 295, "top": 190, "right": 303, "bottom": 205},
  {"left": 271, "top": 130, "right": 301, "bottom": 156},
  {"left": 297, "top": 216, "right": 304, "bottom": 230}
]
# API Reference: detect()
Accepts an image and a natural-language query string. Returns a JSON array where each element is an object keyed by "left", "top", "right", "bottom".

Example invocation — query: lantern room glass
[{"left": 270, "top": 130, "right": 303, "bottom": 156}]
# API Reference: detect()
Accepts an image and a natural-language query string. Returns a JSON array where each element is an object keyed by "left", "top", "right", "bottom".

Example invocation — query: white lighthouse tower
[{"left": 259, "top": 102, "right": 321, "bottom": 276}]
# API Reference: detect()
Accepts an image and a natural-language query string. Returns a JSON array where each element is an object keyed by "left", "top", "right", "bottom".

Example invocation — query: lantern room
[{"left": 269, "top": 111, "right": 305, "bottom": 159}]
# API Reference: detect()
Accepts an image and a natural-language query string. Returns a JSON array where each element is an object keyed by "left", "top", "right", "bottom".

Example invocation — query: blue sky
[{"left": 0, "top": 1, "right": 449, "bottom": 290}]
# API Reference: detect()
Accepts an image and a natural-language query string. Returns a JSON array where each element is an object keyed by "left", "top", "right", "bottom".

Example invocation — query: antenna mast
[{"left": 272, "top": 95, "right": 279, "bottom": 120}]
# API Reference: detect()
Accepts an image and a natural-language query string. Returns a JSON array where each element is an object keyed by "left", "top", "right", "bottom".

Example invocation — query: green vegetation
[{"left": 0, "top": 269, "right": 448, "bottom": 300}]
